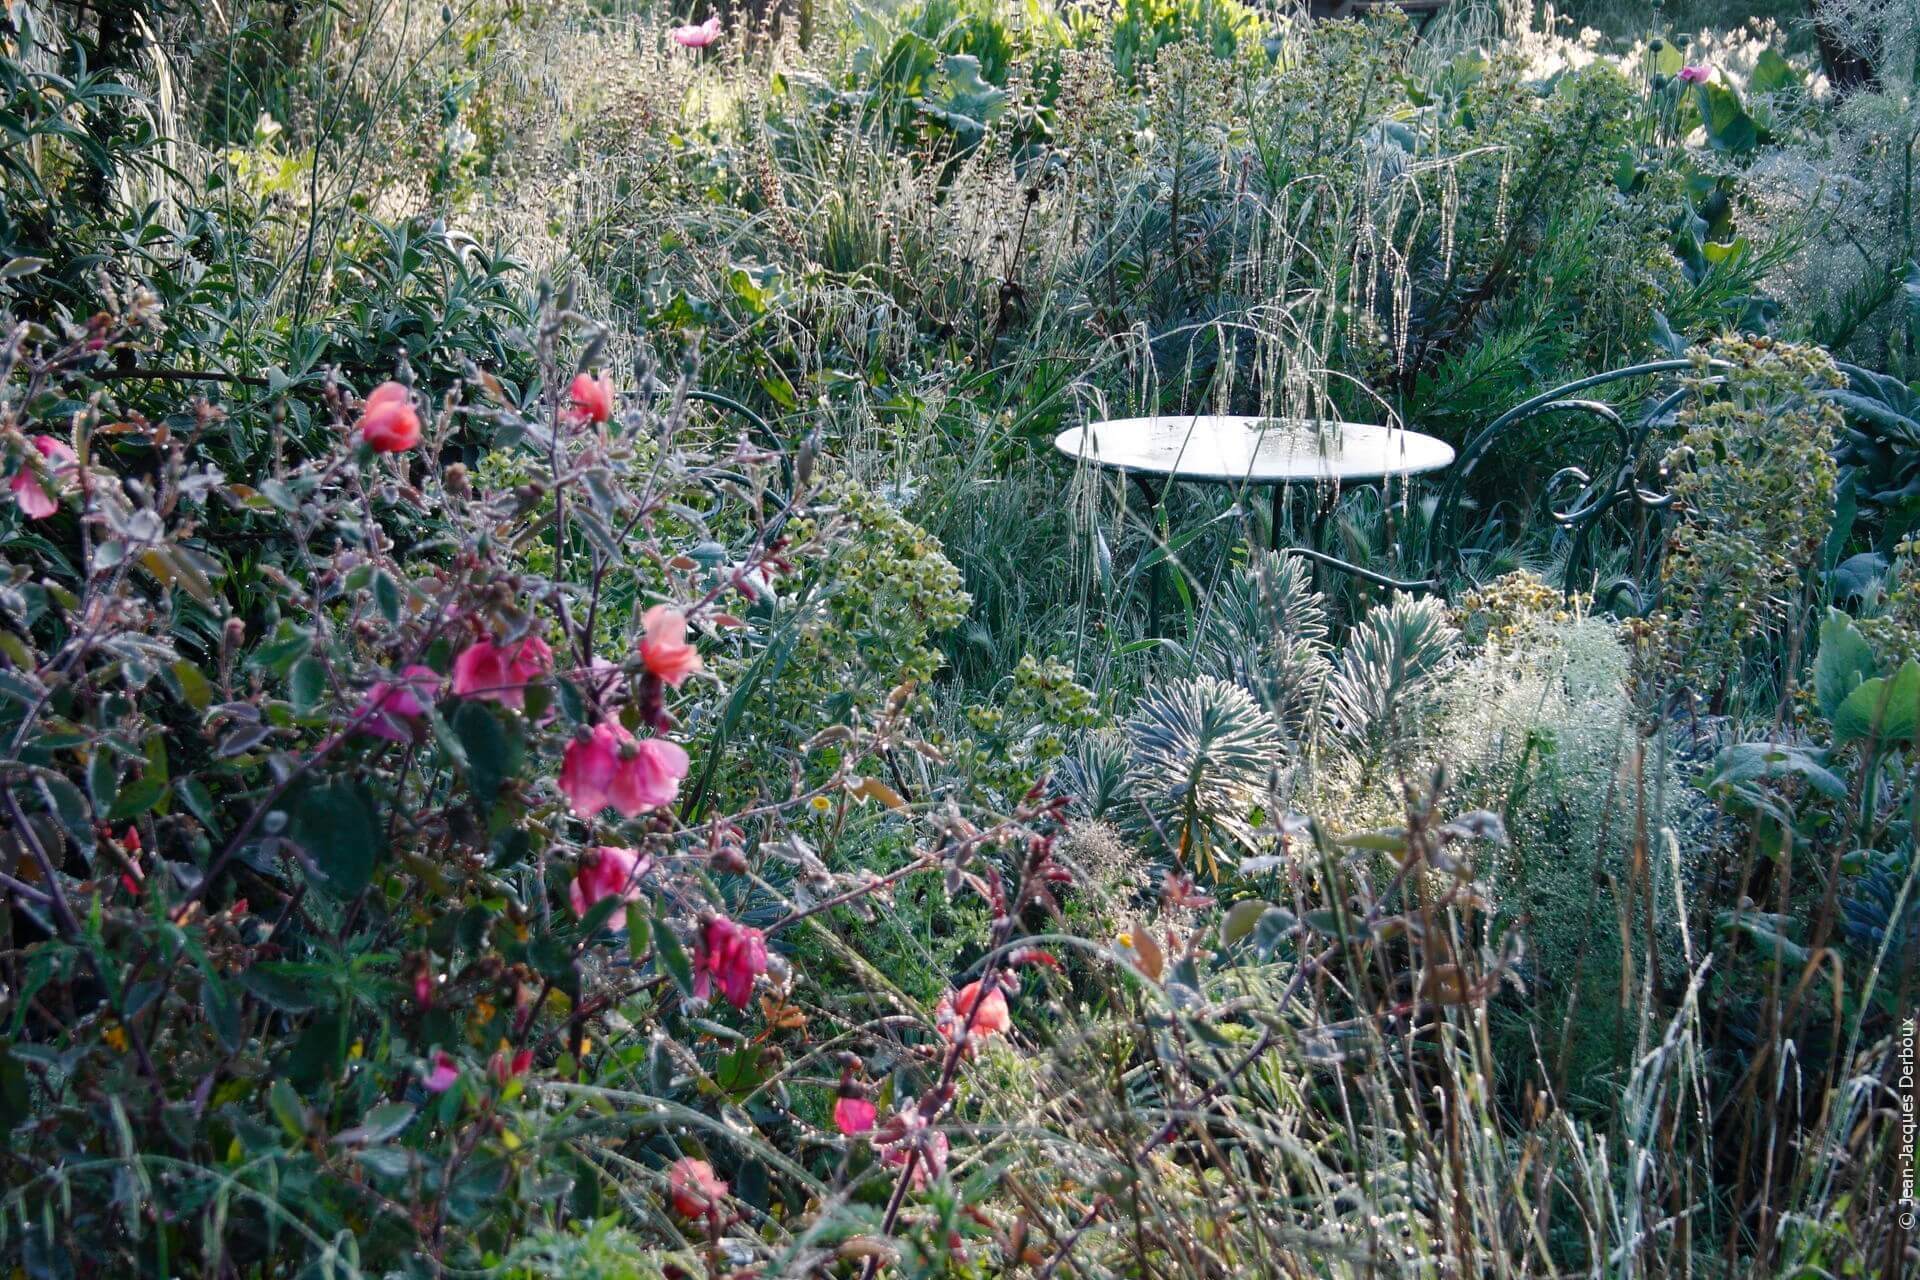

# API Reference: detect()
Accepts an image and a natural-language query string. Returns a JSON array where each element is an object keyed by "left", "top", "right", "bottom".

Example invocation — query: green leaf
[
  {"left": 168, "top": 660, "right": 213, "bottom": 712},
  {"left": 450, "top": 701, "right": 522, "bottom": 807},
  {"left": 1220, "top": 898, "right": 1269, "bottom": 947},
  {"left": 288, "top": 656, "right": 328, "bottom": 714},
  {"left": 1814, "top": 608, "right": 1877, "bottom": 721},
  {"left": 240, "top": 965, "right": 324, "bottom": 1013},
  {"left": 333, "top": 1101, "right": 416, "bottom": 1146},
  {"left": 1696, "top": 81, "right": 1759, "bottom": 155},
  {"left": 292, "top": 778, "right": 383, "bottom": 897},
  {"left": 1833, "top": 660, "right": 1920, "bottom": 747},
  {"left": 250, "top": 620, "right": 313, "bottom": 677},
  {"left": 652, "top": 913, "right": 694, "bottom": 996},
  {"left": 269, "top": 1078, "right": 307, "bottom": 1139},
  {"left": 1253, "top": 907, "right": 1297, "bottom": 957},
  {"left": 373, "top": 571, "right": 403, "bottom": 624},
  {"left": 1706, "top": 741, "right": 1849, "bottom": 808},
  {"left": 40, "top": 777, "right": 95, "bottom": 860},
  {"left": 86, "top": 750, "right": 118, "bottom": 815},
  {"left": 105, "top": 775, "right": 167, "bottom": 822},
  {"left": 1748, "top": 49, "right": 1803, "bottom": 95}
]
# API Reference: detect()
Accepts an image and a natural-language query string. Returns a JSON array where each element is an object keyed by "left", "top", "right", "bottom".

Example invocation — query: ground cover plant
[{"left": 0, "top": 0, "right": 1916, "bottom": 1276}]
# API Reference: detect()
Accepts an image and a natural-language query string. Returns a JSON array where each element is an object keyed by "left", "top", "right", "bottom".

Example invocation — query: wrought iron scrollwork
[{"left": 1426, "top": 357, "right": 1733, "bottom": 613}]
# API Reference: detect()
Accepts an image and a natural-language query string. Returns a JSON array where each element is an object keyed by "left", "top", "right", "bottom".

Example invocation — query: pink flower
[
  {"left": 608, "top": 736, "right": 689, "bottom": 816},
  {"left": 559, "top": 722, "right": 690, "bottom": 818},
  {"left": 639, "top": 604, "right": 704, "bottom": 687},
  {"left": 359, "top": 664, "right": 441, "bottom": 741},
  {"left": 833, "top": 1095, "right": 878, "bottom": 1136},
  {"left": 357, "top": 381, "right": 422, "bottom": 453},
  {"left": 693, "top": 915, "right": 768, "bottom": 1008},
  {"left": 10, "top": 435, "right": 76, "bottom": 519},
  {"left": 1677, "top": 64, "right": 1711, "bottom": 84},
  {"left": 671, "top": 15, "right": 721, "bottom": 48},
  {"left": 666, "top": 1157, "right": 728, "bottom": 1218},
  {"left": 424, "top": 1050, "right": 461, "bottom": 1093},
  {"left": 935, "top": 980, "right": 1011, "bottom": 1046},
  {"left": 451, "top": 634, "right": 552, "bottom": 708},
  {"left": 569, "top": 845, "right": 651, "bottom": 930},
  {"left": 559, "top": 722, "right": 623, "bottom": 817},
  {"left": 569, "top": 371, "right": 614, "bottom": 424}
]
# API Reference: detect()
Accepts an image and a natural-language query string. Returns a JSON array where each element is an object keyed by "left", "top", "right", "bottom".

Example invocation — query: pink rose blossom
[
  {"left": 568, "top": 845, "right": 651, "bottom": 930},
  {"left": 935, "top": 979, "right": 1011, "bottom": 1046},
  {"left": 666, "top": 1157, "right": 728, "bottom": 1218},
  {"left": 359, "top": 664, "right": 441, "bottom": 742},
  {"left": 639, "top": 604, "right": 704, "bottom": 687},
  {"left": 692, "top": 915, "right": 768, "bottom": 1008},
  {"left": 559, "top": 723, "right": 689, "bottom": 818},
  {"left": 10, "top": 435, "right": 76, "bottom": 519},
  {"left": 671, "top": 15, "right": 721, "bottom": 48},
  {"left": 833, "top": 1095, "right": 877, "bottom": 1136},
  {"left": 424, "top": 1050, "right": 461, "bottom": 1093},
  {"left": 451, "top": 634, "right": 552, "bottom": 707},
  {"left": 569, "top": 371, "right": 614, "bottom": 424},
  {"left": 607, "top": 736, "right": 689, "bottom": 816},
  {"left": 357, "top": 381, "right": 422, "bottom": 453},
  {"left": 559, "top": 722, "right": 623, "bottom": 817},
  {"left": 1677, "top": 64, "right": 1711, "bottom": 84}
]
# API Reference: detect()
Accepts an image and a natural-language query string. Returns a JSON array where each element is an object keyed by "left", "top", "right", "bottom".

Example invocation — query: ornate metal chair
[{"left": 1424, "top": 358, "right": 1735, "bottom": 614}]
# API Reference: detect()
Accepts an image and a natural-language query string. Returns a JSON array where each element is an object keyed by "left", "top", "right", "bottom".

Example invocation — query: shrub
[
  {"left": 1657, "top": 336, "right": 1842, "bottom": 700},
  {"left": 0, "top": 293, "right": 1060, "bottom": 1273}
]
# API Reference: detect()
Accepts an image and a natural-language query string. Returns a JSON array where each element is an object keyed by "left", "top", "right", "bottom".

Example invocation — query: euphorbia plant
[{"left": 0, "top": 288, "right": 1055, "bottom": 1274}]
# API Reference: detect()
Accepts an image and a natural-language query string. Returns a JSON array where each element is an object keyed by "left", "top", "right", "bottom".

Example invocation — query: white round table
[{"left": 1054, "top": 415, "right": 1456, "bottom": 599}]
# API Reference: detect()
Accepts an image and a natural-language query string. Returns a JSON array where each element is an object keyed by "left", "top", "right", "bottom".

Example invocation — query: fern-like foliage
[
  {"left": 1328, "top": 592, "right": 1458, "bottom": 772},
  {"left": 1198, "top": 550, "right": 1333, "bottom": 740},
  {"left": 1124, "top": 675, "right": 1281, "bottom": 877}
]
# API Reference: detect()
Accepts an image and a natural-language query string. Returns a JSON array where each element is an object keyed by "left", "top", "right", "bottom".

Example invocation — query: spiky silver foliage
[
  {"left": 1197, "top": 550, "right": 1333, "bottom": 740},
  {"left": 1328, "top": 593, "right": 1458, "bottom": 770},
  {"left": 1124, "top": 675, "right": 1282, "bottom": 876}
]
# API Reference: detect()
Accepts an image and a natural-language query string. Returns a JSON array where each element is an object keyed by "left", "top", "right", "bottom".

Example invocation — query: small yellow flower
[
  {"left": 102, "top": 1023, "right": 129, "bottom": 1053},
  {"left": 809, "top": 794, "right": 832, "bottom": 813}
]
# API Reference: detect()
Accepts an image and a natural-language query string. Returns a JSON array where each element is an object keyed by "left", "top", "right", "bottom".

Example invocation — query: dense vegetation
[{"left": 0, "top": 0, "right": 1915, "bottom": 1276}]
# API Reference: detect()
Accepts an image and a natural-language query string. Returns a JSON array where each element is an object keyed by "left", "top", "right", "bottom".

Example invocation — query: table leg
[{"left": 1270, "top": 484, "right": 1285, "bottom": 552}]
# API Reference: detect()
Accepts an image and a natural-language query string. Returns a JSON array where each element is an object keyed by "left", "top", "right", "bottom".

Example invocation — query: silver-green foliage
[
  {"left": 1197, "top": 550, "right": 1332, "bottom": 739},
  {"left": 1124, "top": 674, "right": 1281, "bottom": 871},
  {"left": 1327, "top": 593, "right": 1459, "bottom": 771}
]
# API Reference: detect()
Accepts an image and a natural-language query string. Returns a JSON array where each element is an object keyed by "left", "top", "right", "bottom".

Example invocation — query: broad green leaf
[
  {"left": 1833, "top": 660, "right": 1920, "bottom": 746},
  {"left": 1814, "top": 608, "right": 1876, "bottom": 720},
  {"left": 1748, "top": 49, "right": 1803, "bottom": 95},
  {"left": 292, "top": 778, "right": 383, "bottom": 897},
  {"left": 451, "top": 700, "right": 522, "bottom": 807}
]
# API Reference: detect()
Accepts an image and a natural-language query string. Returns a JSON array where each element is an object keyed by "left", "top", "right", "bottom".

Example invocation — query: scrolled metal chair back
[{"left": 1425, "top": 358, "right": 1734, "bottom": 613}]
